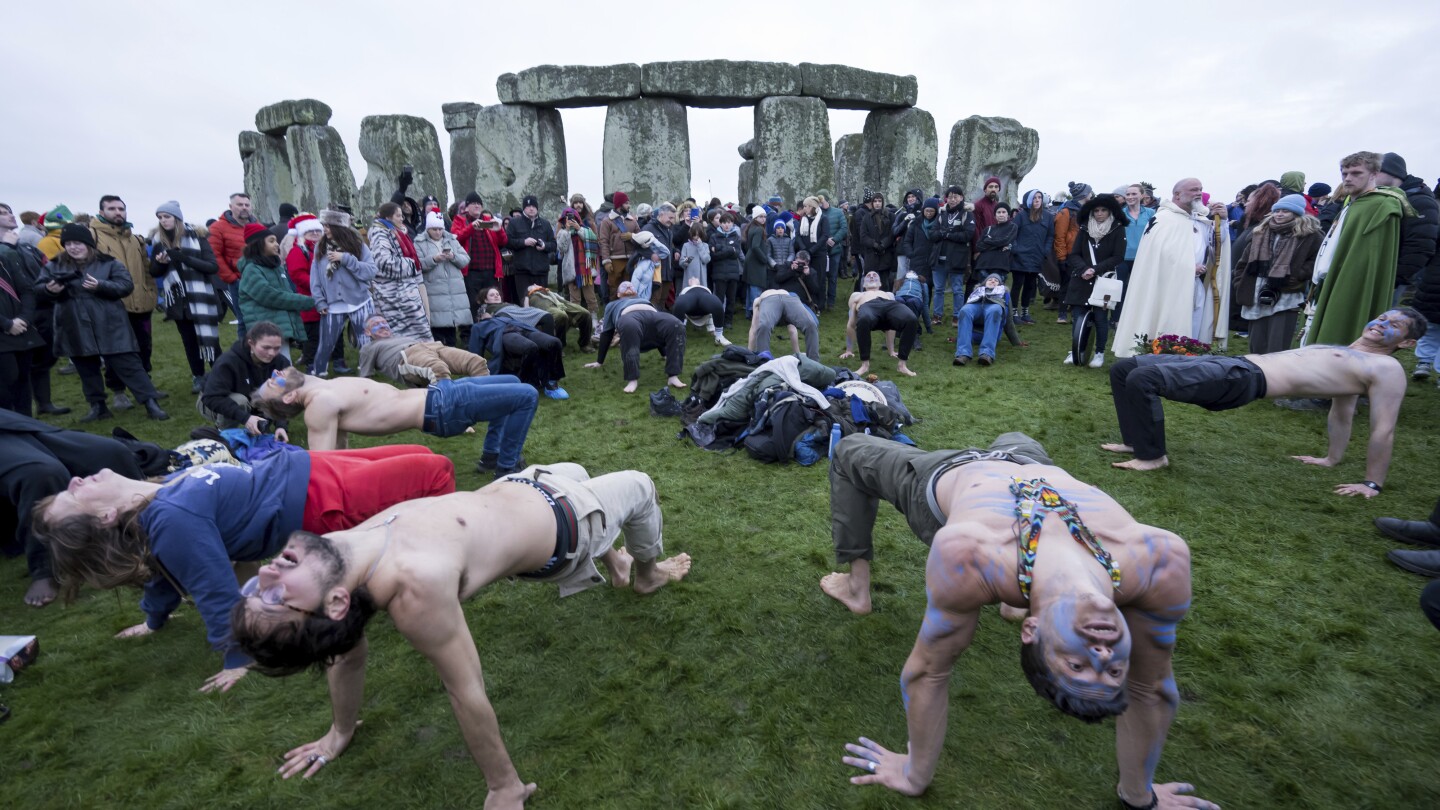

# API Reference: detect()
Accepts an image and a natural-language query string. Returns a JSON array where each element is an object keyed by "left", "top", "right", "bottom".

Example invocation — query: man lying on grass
[
  {"left": 826, "top": 433, "right": 1215, "bottom": 810},
  {"left": 231, "top": 463, "right": 692, "bottom": 810},
  {"left": 252, "top": 366, "right": 536, "bottom": 478},
  {"left": 1102, "top": 307, "right": 1422, "bottom": 497},
  {"left": 32, "top": 445, "right": 454, "bottom": 692}
]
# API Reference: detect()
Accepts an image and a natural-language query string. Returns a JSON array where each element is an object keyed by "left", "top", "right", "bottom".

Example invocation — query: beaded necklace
[{"left": 1010, "top": 477, "right": 1122, "bottom": 600}]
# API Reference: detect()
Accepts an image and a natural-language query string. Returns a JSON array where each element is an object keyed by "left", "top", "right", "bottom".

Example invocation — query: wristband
[
  {"left": 1361, "top": 480, "right": 1382, "bottom": 493},
  {"left": 1117, "top": 788, "right": 1158, "bottom": 810}
]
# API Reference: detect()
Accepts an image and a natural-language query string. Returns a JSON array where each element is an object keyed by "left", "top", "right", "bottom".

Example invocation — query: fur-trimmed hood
[{"left": 1078, "top": 195, "right": 1129, "bottom": 228}]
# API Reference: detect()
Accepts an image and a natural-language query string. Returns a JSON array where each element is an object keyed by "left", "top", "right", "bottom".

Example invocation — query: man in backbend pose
[
  {"left": 839, "top": 271, "right": 918, "bottom": 377},
  {"left": 824, "top": 432, "right": 1216, "bottom": 810}
]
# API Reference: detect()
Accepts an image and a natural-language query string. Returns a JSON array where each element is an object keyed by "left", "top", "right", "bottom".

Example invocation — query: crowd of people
[{"left": 1, "top": 146, "right": 1438, "bottom": 809}]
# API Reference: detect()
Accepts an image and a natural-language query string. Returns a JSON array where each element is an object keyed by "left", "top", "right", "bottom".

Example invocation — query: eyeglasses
[{"left": 241, "top": 575, "right": 320, "bottom": 618}]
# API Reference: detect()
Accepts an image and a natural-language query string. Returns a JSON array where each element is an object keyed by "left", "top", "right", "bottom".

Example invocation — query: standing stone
[
  {"left": 737, "top": 139, "right": 755, "bottom": 161},
  {"left": 603, "top": 98, "right": 690, "bottom": 208},
  {"left": 641, "top": 61, "right": 800, "bottom": 108},
  {"left": 285, "top": 125, "right": 357, "bottom": 214},
  {"left": 737, "top": 160, "right": 757, "bottom": 209},
  {"left": 444, "top": 103, "right": 567, "bottom": 217},
  {"left": 833, "top": 134, "right": 865, "bottom": 207},
  {"left": 751, "top": 96, "right": 834, "bottom": 207},
  {"left": 356, "top": 114, "right": 447, "bottom": 219},
  {"left": 862, "top": 108, "right": 938, "bottom": 204},
  {"left": 943, "top": 116, "right": 1040, "bottom": 208},
  {"left": 239, "top": 131, "right": 294, "bottom": 224}
]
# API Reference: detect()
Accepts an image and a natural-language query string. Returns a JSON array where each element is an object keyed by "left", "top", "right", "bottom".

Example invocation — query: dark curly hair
[
  {"left": 1019, "top": 638, "right": 1130, "bottom": 724},
  {"left": 231, "top": 585, "right": 378, "bottom": 676}
]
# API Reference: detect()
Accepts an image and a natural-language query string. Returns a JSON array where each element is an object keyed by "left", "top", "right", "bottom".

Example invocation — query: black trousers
[
  {"left": 856, "top": 299, "right": 918, "bottom": 361},
  {"left": 707, "top": 279, "right": 740, "bottom": 328},
  {"left": 172, "top": 318, "right": 218, "bottom": 378},
  {"left": 1109, "top": 355, "right": 1268, "bottom": 460},
  {"left": 499, "top": 329, "right": 565, "bottom": 389},
  {"left": 1424, "top": 580, "right": 1440, "bottom": 633},
  {"left": 0, "top": 351, "right": 34, "bottom": 417},
  {"left": 28, "top": 302, "right": 58, "bottom": 409},
  {"left": 75, "top": 352, "right": 160, "bottom": 406},
  {"left": 106, "top": 312, "right": 152, "bottom": 390},
  {"left": 617, "top": 310, "right": 685, "bottom": 381},
  {"left": 0, "top": 425, "right": 140, "bottom": 580},
  {"left": 672, "top": 287, "right": 725, "bottom": 324}
]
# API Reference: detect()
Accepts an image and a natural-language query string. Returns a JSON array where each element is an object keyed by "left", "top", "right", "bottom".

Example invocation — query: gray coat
[
  {"left": 35, "top": 254, "right": 139, "bottom": 357},
  {"left": 414, "top": 229, "right": 472, "bottom": 328}
]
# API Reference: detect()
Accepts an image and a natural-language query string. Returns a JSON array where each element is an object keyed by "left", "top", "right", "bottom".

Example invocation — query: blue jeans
[
  {"left": 931, "top": 269, "right": 964, "bottom": 321},
  {"left": 422, "top": 375, "right": 537, "bottom": 469},
  {"left": 1416, "top": 323, "right": 1440, "bottom": 365},
  {"left": 956, "top": 302, "right": 1003, "bottom": 359},
  {"left": 745, "top": 285, "right": 764, "bottom": 317},
  {"left": 825, "top": 251, "right": 843, "bottom": 308}
]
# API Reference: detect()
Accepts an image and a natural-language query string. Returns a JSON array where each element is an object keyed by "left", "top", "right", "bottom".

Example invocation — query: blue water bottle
[{"left": 829, "top": 422, "right": 842, "bottom": 460}]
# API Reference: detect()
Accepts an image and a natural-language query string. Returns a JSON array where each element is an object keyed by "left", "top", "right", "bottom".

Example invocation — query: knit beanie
[
  {"left": 924, "top": 196, "right": 941, "bottom": 210},
  {"left": 278, "top": 203, "right": 299, "bottom": 222},
  {"left": 635, "top": 203, "right": 653, "bottom": 219},
  {"left": 43, "top": 205, "right": 74, "bottom": 231},
  {"left": 1272, "top": 195, "right": 1308, "bottom": 216},
  {"left": 612, "top": 191, "right": 629, "bottom": 208},
  {"left": 1279, "top": 171, "right": 1306, "bottom": 194},
  {"left": 1381, "top": 152, "right": 1408, "bottom": 179},
  {"left": 984, "top": 176, "right": 1001, "bottom": 190},
  {"left": 1068, "top": 181, "right": 1093, "bottom": 200},
  {"left": 60, "top": 223, "right": 95, "bottom": 248},
  {"left": 521, "top": 195, "right": 539, "bottom": 210},
  {"left": 1308, "top": 182, "right": 1332, "bottom": 197},
  {"left": 464, "top": 191, "right": 483, "bottom": 206},
  {"left": 425, "top": 211, "right": 446, "bottom": 230},
  {"left": 243, "top": 223, "right": 270, "bottom": 245},
  {"left": 155, "top": 200, "right": 184, "bottom": 222},
  {"left": 750, "top": 205, "right": 767, "bottom": 221}
]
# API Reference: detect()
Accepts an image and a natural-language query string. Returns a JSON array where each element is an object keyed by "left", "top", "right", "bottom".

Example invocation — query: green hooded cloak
[{"left": 1308, "top": 187, "right": 1407, "bottom": 345}]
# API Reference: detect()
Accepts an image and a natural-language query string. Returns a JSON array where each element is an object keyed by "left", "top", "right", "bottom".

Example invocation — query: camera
[
  {"left": 1257, "top": 282, "right": 1278, "bottom": 308},
  {"left": 255, "top": 418, "right": 272, "bottom": 433}
]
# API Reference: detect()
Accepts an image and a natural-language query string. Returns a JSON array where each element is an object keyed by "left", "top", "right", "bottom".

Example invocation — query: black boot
[
  {"left": 144, "top": 399, "right": 170, "bottom": 421},
  {"left": 1375, "top": 517, "right": 1440, "bottom": 549},
  {"left": 36, "top": 402, "right": 72, "bottom": 416},
  {"left": 79, "top": 404, "right": 113, "bottom": 423}
]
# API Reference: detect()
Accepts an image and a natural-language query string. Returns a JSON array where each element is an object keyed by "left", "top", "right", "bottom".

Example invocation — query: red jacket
[
  {"left": 285, "top": 244, "right": 321, "bottom": 323},
  {"left": 209, "top": 212, "right": 248, "bottom": 284},
  {"left": 453, "top": 217, "right": 508, "bottom": 280}
]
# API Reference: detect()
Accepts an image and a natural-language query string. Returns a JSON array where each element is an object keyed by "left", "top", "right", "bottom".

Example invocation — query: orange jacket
[{"left": 208, "top": 212, "right": 248, "bottom": 284}]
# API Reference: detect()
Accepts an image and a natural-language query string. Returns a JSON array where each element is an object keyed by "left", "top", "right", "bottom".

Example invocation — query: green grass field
[{"left": 4, "top": 303, "right": 1439, "bottom": 809}]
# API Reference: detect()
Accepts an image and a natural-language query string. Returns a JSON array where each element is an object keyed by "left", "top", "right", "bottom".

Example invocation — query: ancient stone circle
[{"left": 238, "top": 61, "right": 1039, "bottom": 223}]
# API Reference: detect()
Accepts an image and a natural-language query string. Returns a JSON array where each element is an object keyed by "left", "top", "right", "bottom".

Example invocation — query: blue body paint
[{"left": 900, "top": 673, "right": 912, "bottom": 712}]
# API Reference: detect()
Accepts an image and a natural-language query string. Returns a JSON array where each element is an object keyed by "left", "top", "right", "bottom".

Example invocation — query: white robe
[{"left": 1112, "top": 200, "right": 1231, "bottom": 357}]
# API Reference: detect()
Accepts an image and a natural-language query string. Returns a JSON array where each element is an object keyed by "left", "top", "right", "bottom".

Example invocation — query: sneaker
[
  {"left": 1235, "top": 331, "right": 1250, "bottom": 339},
  {"left": 713, "top": 330, "right": 731, "bottom": 347},
  {"left": 953, "top": 356, "right": 969, "bottom": 366},
  {"left": 1089, "top": 352, "right": 1105, "bottom": 368},
  {"left": 1413, "top": 363, "right": 1432, "bottom": 381},
  {"left": 1056, "top": 316, "right": 1069, "bottom": 325},
  {"left": 543, "top": 383, "right": 569, "bottom": 401},
  {"left": 977, "top": 354, "right": 993, "bottom": 366},
  {"left": 112, "top": 392, "right": 133, "bottom": 411},
  {"left": 1063, "top": 352, "right": 1074, "bottom": 365},
  {"left": 191, "top": 375, "right": 205, "bottom": 394}
]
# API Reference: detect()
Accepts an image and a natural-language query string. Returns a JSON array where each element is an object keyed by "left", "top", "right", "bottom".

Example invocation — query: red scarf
[{"left": 394, "top": 226, "right": 420, "bottom": 267}]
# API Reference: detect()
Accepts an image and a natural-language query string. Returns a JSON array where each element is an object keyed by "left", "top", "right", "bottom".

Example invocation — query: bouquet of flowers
[{"left": 1133, "top": 333, "right": 1212, "bottom": 356}]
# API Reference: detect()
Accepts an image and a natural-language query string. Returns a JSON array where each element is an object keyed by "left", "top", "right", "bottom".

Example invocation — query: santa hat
[
  {"left": 425, "top": 211, "right": 446, "bottom": 230},
  {"left": 289, "top": 213, "right": 322, "bottom": 237}
]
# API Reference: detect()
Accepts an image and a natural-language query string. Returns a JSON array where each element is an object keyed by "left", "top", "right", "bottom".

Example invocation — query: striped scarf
[{"left": 155, "top": 228, "right": 221, "bottom": 363}]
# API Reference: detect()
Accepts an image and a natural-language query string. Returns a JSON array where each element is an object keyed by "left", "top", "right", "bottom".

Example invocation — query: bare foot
[
  {"left": 999, "top": 603, "right": 1028, "bottom": 622},
  {"left": 1100, "top": 443, "right": 1134, "bottom": 455},
  {"left": 855, "top": 361, "right": 870, "bottom": 376},
  {"left": 634, "top": 553, "right": 692, "bottom": 594},
  {"left": 622, "top": 380, "right": 638, "bottom": 394},
  {"left": 1112, "top": 455, "right": 1169, "bottom": 471},
  {"left": 601, "top": 547, "right": 633, "bottom": 588},
  {"left": 667, "top": 376, "right": 687, "bottom": 389},
  {"left": 25, "top": 577, "right": 58, "bottom": 607},
  {"left": 896, "top": 362, "right": 916, "bottom": 377},
  {"left": 820, "top": 572, "right": 872, "bottom": 615}
]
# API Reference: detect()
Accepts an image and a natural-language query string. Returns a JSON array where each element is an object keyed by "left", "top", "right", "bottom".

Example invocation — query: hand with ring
[
  {"left": 841, "top": 736, "right": 925, "bottom": 796},
  {"left": 278, "top": 723, "right": 358, "bottom": 780}
]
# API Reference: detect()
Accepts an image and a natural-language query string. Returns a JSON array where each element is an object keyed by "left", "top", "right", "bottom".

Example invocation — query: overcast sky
[{"left": 3, "top": 2, "right": 1437, "bottom": 226}]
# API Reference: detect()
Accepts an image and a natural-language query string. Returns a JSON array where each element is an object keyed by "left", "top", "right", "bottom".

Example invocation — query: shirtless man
[
  {"left": 251, "top": 367, "right": 537, "bottom": 477},
  {"left": 823, "top": 433, "right": 1215, "bottom": 810},
  {"left": 1103, "top": 307, "right": 1423, "bottom": 496},
  {"left": 839, "top": 271, "right": 918, "bottom": 377},
  {"left": 230, "top": 463, "right": 693, "bottom": 809},
  {"left": 583, "top": 281, "right": 687, "bottom": 394}
]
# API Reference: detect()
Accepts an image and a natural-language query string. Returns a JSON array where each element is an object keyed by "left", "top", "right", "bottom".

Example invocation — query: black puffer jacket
[
  {"left": 707, "top": 226, "right": 745, "bottom": 282},
  {"left": 201, "top": 339, "right": 292, "bottom": 425},
  {"left": 934, "top": 205, "right": 975, "bottom": 274},
  {"left": 1397, "top": 176, "right": 1439, "bottom": 285},
  {"left": 35, "top": 253, "right": 138, "bottom": 357},
  {"left": 504, "top": 214, "right": 556, "bottom": 276},
  {"left": 855, "top": 206, "right": 897, "bottom": 277}
]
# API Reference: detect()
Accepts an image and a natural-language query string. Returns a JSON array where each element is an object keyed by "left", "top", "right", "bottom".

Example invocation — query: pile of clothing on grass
[{"left": 673, "top": 347, "right": 917, "bottom": 465}]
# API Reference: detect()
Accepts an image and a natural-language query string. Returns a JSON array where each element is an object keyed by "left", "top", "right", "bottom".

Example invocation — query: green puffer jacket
[{"left": 238, "top": 256, "right": 314, "bottom": 341}]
